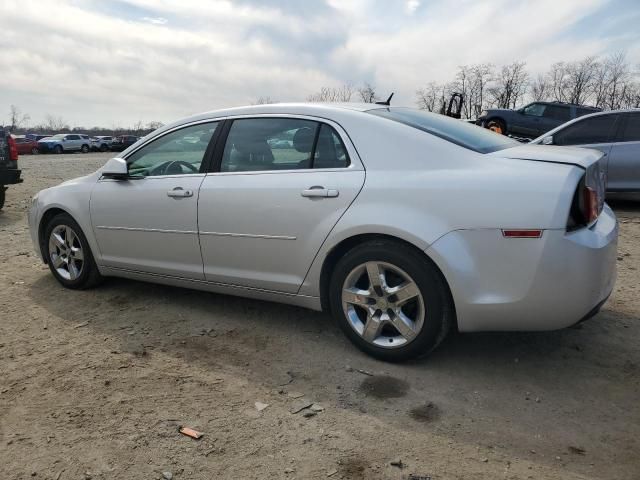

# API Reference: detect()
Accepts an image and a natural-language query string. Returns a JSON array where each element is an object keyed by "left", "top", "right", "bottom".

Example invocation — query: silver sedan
[
  {"left": 531, "top": 108, "right": 640, "bottom": 193},
  {"left": 28, "top": 104, "right": 617, "bottom": 361}
]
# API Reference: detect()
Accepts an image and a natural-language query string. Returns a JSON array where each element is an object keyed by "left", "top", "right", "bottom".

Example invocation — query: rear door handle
[
  {"left": 167, "top": 187, "right": 193, "bottom": 198},
  {"left": 301, "top": 186, "right": 339, "bottom": 198}
]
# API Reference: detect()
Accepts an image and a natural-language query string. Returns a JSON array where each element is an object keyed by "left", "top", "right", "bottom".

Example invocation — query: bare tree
[
  {"left": 530, "top": 74, "right": 549, "bottom": 101},
  {"left": 416, "top": 81, "right": 442, "bottom": 112},
  {"left": 253, "top": 96, "right": 277, "bottom": 105},
  {"left": 145, "top": 121, "right": 164, "bottom": 130},
  {"left": 307, "top": 84, "right": 354, "bottom": 102},
  {"left": 132, "top": 120, "right": 144, "bottom": 133},
  {"left": 564, "top": 56, "right": 598, "bottom": 105},
  {"left": 470, "top": 63, "right": 494, "bottom": 118},
  {"left": 604, "top": 52, "right": 631, "bottom": 109},
  {"left": 357, "top": 83, "right": 378, "bottom": 103},
  {"left": 9, "top": 105, "right": 30, "bottom": 132},
  {"left": 44, "top": 114, "right": 69, "bottom": 131},
  {"left": 489, "top": 61, "right": 529, "bottom": 109},
  {"left": 547, "top": 62, "right": 569, "bottom": 102}
]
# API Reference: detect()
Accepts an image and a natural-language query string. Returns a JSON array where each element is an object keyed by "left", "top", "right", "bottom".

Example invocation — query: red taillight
[
  {"left": 7, "top": 136, "right": 18, "bottom": 162},
  {"left": 583, "top": 186, "right": 598, "bottom": 224},
  {"left": 502, "top": 229, "right": 543, "bottom": 238}
]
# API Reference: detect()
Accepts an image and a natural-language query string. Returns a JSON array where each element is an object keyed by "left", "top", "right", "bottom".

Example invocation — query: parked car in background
[
  {"left": 110, "top": 135, "right": 139, "bottom": 152},
  {"left": 477, "top": 102, "right": 601, "bottom": 138},
  {"left": 28, "top": 104, "right": 616, "bottom": 361},
  {"left": 38, "top": 134, "right": 92, "bottom": 154},
  {"left": 25, "top": 133, "right": 52, "bottom": 142},
  {"left": 91, "top": 136, "right": 113, "bottom": 152},
  {"left": 14, "top": 136, "right": 40, "bottom": 155},
  {"left": 0, "top": 127, "right": 23, "bottom": 209},
  {"left": 531, "top": 109, "right": 640, "bottom": 193}
]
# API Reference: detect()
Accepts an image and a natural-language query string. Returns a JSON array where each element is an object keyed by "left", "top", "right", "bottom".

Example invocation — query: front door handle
[
  {"left": 167, "top": 187, "right": 193, "bottom": 198},
  {"left": 301, "top": 186, "right": 339, "bottom": 198}
]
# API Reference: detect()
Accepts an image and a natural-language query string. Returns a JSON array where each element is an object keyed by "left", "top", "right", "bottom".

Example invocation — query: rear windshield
[{"left": 368, "top": 107, "right": 519, "bottom": 153}]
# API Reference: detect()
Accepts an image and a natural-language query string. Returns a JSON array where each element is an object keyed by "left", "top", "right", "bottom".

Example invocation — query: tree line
[
  {"left": 301, "top": 51, "right": 640, "bottom": 120},
  {"left": 4, "top": 105, "right": 164, "bottom": 137}
]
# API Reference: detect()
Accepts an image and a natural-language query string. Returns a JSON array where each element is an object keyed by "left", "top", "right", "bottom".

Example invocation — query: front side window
[
  {"left": 127, "top": 122, "right": 218, "bottom": 177},
  {"left": 554, "top": 115, "right": 618, "bottom": 146},
  {"left": 220, "top": 118, "right": 349, "bottom": 172},
  {"left": 620, "top": 113, "right": 640, "bottom": 142},
  {"left": 523, "top": 103, "right": 546, "bottom": 117}
]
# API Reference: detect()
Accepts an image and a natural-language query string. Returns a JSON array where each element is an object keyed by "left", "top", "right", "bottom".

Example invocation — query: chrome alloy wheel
[
  {"left": 341, "top": 261, "right": 425, "bottom": 348},
  {"left": 48, "top": 225, "right": 84, "bottom": 281}
]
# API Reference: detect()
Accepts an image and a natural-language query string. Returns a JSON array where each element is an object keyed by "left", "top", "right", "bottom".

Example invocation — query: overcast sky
[{"left": 1, "top": 0, "right": 639, "bottom": 128}]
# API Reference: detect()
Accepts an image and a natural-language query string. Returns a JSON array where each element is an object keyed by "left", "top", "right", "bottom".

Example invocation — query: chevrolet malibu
[{"left": 28, "top": 104, "right": 617, "bottom": 361}]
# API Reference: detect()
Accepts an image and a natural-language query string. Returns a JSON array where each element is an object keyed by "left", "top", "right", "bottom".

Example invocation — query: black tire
[
  {"left": 486, "top": 119, "right": 506, "bottom": 135},
  {"left": 81, "top": 144, "right": 90, "bottom": 153},
  {"left": 329, "top": 240, "right": 454, "bottom": 362},
  {"left": 44, "top": 213, "right": 103, "bottom": 289},
  {"left": 31, "top": 147, "right": 39, "bottom": 155},
  {"left": 0, "top": 186, "right": 5, "bottom": 210},
  {"left": 54, "top": 145, "right": 63, "bottom": 154}
]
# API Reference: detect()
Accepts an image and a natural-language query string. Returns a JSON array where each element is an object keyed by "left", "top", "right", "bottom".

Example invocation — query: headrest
[{"left": 293, "top": 127, "right": 315, "bottom": 153}]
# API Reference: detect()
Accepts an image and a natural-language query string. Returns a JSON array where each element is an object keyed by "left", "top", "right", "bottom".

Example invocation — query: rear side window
[
  {"left": 220, "top": 118, "right": 349, "bottom": 172},
  {"left": 554, "top": 115, "right": 618, "bottom": 145},
  {"left": 523, "top": 103, "right": 546, "bottom": 117},
  {"left": 577, "top": 108, "right": 597, "bottom": 117},
  {"left": 543, "top": 105, "right": 571, "bottom": 121},
  {"left": 368, "top": 107, "right": 519, "bottom": 153},
  {"left": 619, "top": 114, "right": 640, "bottom": 142}
]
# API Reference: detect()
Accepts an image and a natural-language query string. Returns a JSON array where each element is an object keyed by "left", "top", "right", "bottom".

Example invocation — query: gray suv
[
  {"left": 477, "top": 102, "right": 601, "bottom": 138},
  {"left": 531, "top": 109, "right": 640, "bottom": 193}
]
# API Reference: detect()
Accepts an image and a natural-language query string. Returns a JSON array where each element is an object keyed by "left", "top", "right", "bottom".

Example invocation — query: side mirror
[
  {"left": 101, "top": 157, "right": 128, "bottom": 180},
  {"left": 541, "top": 135, "right": 553, "bottom": 145}
]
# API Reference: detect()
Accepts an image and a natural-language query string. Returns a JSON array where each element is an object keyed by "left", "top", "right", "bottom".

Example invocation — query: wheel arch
[
  {"left": 486, "top": 116, "right": 507, "bottom": 133},
  {"left": 38, "top": 207, "right": 74, "bottom": 263},
  {"left": 318, "top": 233, "right": 456, "bottom": 324}
]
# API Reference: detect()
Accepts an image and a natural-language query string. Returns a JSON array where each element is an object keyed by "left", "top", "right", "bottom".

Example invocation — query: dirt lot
[{"left": 1, "top": 152, "right": 639, "bottom": 480}]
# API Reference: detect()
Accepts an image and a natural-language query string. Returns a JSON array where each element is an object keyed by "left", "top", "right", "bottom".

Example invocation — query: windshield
[{"left": 368, "top": 107, "right": 519, "bottom": 154}]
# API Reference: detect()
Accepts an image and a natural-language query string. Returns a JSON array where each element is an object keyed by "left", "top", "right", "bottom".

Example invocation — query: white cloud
[{"left": 0, "top": 0, "right": 636, "bottom": 128}]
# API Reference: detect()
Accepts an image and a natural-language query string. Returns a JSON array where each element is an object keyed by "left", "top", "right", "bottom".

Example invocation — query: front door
[
  {"left": 90, "top": 121, "right": 220, "bottom": 279},
  {"left": 198, "top": 117, "right": 365, "bottom": 293}
]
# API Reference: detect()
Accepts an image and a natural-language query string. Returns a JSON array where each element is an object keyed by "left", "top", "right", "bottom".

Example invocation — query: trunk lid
[{"left": 489, "top": 144, "right": 603, "bottom": 169}]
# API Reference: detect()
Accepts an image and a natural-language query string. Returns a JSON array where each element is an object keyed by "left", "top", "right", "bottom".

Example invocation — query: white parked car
[
  {"left": 28, "top": 104, "right": 617, "bottom": 361},
  {"left": 91, "top": 136, "right": 114, "bottom": 152}
]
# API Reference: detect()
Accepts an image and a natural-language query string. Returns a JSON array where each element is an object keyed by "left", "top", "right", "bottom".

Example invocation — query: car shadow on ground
[{"left": 26, "top": 272, "right": 640, "bottom": 475}]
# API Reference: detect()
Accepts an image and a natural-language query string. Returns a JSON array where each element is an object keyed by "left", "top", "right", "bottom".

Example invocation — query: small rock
[
  {"left": 535, "top": 397, "right": 541, "bottom": 403},
  {"left": 327, "top": 468, "right": 338, "bottom": 477},
  {"left": 481, "top": 458, "right": 488, "bottom": 463},
  {"left": 287, "top": 391, "right": 304, "bottom": 399},
  {"left": 284, "top": 467, "right": 294, "bottom": 474},
  {"left": 162, "top": 472, "right": 173, "bottom": 480},
  {"left": 555, "top": 456, "right": 561, "bottom": 461},
  {"left": 617, "top": 256, "right": 623, "bottom": 261},
  {"left": 310, "top": 404, "right": 324, "bottom": 412},
  {"left": 345, "top": 365, "right": 353, "bottom": 372},
  {"left": 290, "top": 400, "right": 313, "bottom": 414},
  {"left": 568, "top": 446, "right": 586, "bottom": 455},
  {"left": 255, "top": 402, "right": 269, "bottom": 411},
  {"left": 302, "top": 410, "right": 317, "bottom": 418},
  {"left": 390, "top": 459, "right": 404, "bottom": 468}
]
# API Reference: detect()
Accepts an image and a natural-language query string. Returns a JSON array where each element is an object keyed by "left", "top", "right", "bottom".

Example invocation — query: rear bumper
[
  {"left": 0, "top": 168, "right": 22, "bottom": 185},
  {"left": 426, "top": 204, "right": 618, "bottom": 332}
]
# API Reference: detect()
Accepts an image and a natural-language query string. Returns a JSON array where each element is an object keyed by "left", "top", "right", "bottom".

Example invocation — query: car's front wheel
[
  {"left": 31, "top": 147, "right": 39, "bottom": 154},
  {"left": 329, "top": 240, "right": 454, "bottom": 362},
  {"left": 487, "top": 119, "right": 506, "bottom": 135},
  {"left": 81, "top": 144, "right": 90, "bottom": 153},
  {"left": 44, "top": 213, "right": 103, "bottom": 289},
  {"left": 54, "top": 145, "right": 63, "bottom": 154}
]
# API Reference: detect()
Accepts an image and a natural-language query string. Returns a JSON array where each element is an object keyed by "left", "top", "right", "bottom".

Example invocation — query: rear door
[
  {"left": 65, "top": 134, "right": 81, "bottom": 151},
  {"left": 198, "top": 116, "right": 365, "bottom": 293},
  {"left": 607, "top": 112, "right": 640, "bottom": 192},
  {"left": 540, "top": 104, "right": 571, "bottom": 135}
]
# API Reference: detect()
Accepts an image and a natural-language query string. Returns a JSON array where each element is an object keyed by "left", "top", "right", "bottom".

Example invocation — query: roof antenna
[{"left": 375, "top": 92, "right": 394, "bottom": 106}]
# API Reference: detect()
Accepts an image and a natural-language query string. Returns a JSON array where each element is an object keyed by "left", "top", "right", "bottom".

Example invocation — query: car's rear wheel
[
  {"left": 100, "top": 144, "right": 108, "bottom": 152},
  {"left": 329, "top": 240, "right": 454, "bottom": 362},
  {"left": 81, "top": 144, "right": 90, "bottom": 153},
  {"left": 54, "top": 145, "right": 63, "bottom": 154},
  {"left": 44, "top": 213, "right": 102, "bottom": 289},
  {"left": 487, "top": 119, "right": 506, "bottom": 135},
  {"left": 31, "top": 147, "right": 39, "bottom": 154}
]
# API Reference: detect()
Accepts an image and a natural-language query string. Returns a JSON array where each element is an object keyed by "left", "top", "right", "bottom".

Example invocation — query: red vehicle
[{"left": 13, "top": 137, "right": 40, "bottom": 155}]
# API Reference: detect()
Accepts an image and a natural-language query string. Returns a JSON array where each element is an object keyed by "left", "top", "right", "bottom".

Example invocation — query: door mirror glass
[
  {"left": 541, "top": 135, "right": 553, "bottom": 145},
  {"left": 101, "top": 157, "right": 128, "bottom": 179}
]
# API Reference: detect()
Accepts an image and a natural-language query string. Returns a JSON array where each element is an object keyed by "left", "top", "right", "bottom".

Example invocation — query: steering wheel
[{"left": 149, "top": 160, "right": 199, "bottom": 176}]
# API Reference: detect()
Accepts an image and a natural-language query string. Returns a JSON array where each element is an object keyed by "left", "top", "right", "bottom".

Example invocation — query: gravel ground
[{"left": 1, "top": 152, "right": 639, "bottom": 480}]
